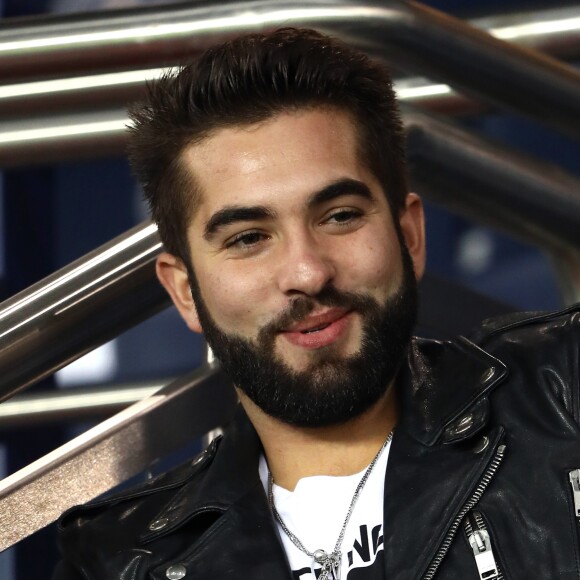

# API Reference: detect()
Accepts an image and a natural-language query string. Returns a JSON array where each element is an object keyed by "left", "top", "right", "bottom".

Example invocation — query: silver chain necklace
[{"left": 267, "top": 430, "right": 393, "bottom": 580}]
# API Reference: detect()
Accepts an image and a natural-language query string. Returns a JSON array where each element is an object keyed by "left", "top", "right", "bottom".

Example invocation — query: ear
[
  {"left": 156, "top": 252, "right": 203, "bottom": 333},
  {"left": 399, "top": 193, "right": 426, "bottom": 281}
]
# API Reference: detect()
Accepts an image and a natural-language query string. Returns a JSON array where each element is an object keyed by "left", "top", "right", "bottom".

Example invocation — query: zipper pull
[
  {"left": 464, "top": 513, "right": 500, "bottom": 580},
  {"left": 569, "top": 469, "right": 580, "bottom": 516},
  {"left": 468, "top": 529, "right": 499, "bottom": 580}
]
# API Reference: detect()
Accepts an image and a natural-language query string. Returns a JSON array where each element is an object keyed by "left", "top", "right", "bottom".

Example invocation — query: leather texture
[{"left": 53, "top": 305, "right": 580, "bottom": 579}]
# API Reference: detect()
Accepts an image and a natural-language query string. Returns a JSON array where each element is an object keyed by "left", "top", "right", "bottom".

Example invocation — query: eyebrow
[
  {"left": 307, "top": 178, "right": 376, "bottom": 207},
  {"left": 203, "top": 206, "right": 276, "bottom": 240},
  {"left": 203, "top": 178, "right": 376, "bottom": 240}
]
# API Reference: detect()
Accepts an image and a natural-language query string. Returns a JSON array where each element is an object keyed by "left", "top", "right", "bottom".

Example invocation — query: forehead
[{"left": 181, "top": 108, "right": 371, "bottom": 223}]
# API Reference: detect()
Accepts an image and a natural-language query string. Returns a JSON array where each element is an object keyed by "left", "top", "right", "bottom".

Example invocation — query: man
[{"left": 54, "top": 28, "right": 580, "bottom": 580}]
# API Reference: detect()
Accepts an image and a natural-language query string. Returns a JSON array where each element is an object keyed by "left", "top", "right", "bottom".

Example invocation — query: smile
[{"left": 281, "top": 309, "right": 352, "bottom": 349}]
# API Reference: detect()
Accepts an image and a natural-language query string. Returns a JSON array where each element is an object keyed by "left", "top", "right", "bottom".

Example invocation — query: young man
[{"left": 54, "top": 28, "right": 580, "bottom": 580}]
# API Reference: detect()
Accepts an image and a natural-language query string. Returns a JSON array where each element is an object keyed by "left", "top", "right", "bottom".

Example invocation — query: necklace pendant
[
  {"left": 268, "top": 432, "right": 392, "bottom": 580},
  {"left": 314, "top": 550, "right": 341, "bottom": 580},
  {"left": 332, "top": 552, "right": 341, "bottom": 580}
]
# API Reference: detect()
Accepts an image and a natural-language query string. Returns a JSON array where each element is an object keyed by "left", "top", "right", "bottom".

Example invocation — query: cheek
[
  {"left": 197, "top": 263, "right": 274, "bottom": 328},
  {"left": 339, "top": 230, "right": 402, "bottom": 293}
]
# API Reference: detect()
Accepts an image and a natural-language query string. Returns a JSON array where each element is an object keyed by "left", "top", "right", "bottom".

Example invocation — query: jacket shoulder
[
  {"left": 468, "top": 303, "right": 580, "bottom": 422},
  {"left": 469, "top": 302, "right": 580, "bottom": 345}
]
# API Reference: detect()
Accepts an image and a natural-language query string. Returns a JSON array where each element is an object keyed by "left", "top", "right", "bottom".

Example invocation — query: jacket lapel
[
  {"left": 382, "top": 336, "right": 508, "bottom": 579},
  {"left": 399, "top": 337, "right": 506, "bottom": 446},
  {"left": 382, "top": 424, "right": 504, "bottom": 579}
]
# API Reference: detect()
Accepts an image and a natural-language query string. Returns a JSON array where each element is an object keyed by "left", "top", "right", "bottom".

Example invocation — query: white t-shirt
[{"left": 259, "top": 438, "right": 391, "bottom": 580}]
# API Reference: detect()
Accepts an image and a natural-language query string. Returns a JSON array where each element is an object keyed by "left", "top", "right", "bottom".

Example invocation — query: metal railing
[
  {"left": 404, "top": 109, "right": 580, "bottom": 305},
  {"left": 0, "top": 381, "right": 166, "bottom": 428},
  {"left": 0, "top": 0, "right": 579, "bottom": 553},
  {"left": 1, "top": 5, "right": 580, "bottom": 117},
  {"left": 0, "top": 1, "right": 579, "bottom": 168},
  {"left": 0, "top": 223, "right": 167, "bottom": 403},
  {"left": 0, "top": 364, "right": 237, "bottom": 552}
]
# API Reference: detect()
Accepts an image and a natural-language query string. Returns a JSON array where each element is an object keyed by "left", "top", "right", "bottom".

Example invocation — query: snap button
[
  {"left": 481, "top": 367, "right": 495, "bottom": 383},
  {"left": 454, "top": 414, "right": 473, "bottom": 434},
  {"left": 149, "top": 517, "right": 169, "bottom": 531},
  {"left": 444, "top": 414, "right": 474, "bottom": 440},
  {"left": 442, "top": 398, "right": 490, "bottom": 444},
  {"left": 472, "top": 435, "right": 489, "bottom": 454},
  {"left": 166, "top": 564, "right": 187, "bottom": 579}
]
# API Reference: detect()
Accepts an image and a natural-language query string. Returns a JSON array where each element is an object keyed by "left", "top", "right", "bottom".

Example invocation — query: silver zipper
[
  {"left": 569, "top": 469, "right": 580, "bottom": 517},
  {"left": 423, "top": 443, "right": 506, "bottom": 580},
  {"left": 464, "top": 511, "right": 502, "bottom": 580}
]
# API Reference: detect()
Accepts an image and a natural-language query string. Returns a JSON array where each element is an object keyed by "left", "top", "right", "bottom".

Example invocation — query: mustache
[{"left": 260, "top": 285, "right": 379, "bottom": 337}]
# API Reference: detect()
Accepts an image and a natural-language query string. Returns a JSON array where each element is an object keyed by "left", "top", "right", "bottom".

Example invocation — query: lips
[
  {"left": 281, "top": 309, "right": 352, "bottom": 349},
  {"left": 301, "top": 322, "right": 331, "bottom": 334}
]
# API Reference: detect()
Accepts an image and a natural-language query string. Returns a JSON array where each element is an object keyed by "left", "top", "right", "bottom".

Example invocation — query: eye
[
  {"left": 323, "top": 208, "right": 364, "bottom": 226},
  {"left": 225, "top": 230, "right": 269, "bottom": 251}
]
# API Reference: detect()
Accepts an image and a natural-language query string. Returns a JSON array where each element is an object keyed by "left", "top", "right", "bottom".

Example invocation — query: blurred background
[{"left": 0, "top": 0, "right": 578, "bottom": 577}]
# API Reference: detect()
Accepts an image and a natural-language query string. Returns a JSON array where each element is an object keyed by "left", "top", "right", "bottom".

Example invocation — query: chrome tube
[
  {"left": 404, "top": 108, "right": 580, "bottom": 302},
  {"left": 0, "top": 381, "right": 166, "bottom": 427},
  {"left": 0, "top": 365, "right": 238, "bottom": 551},
  {"left": 0, "top": 68, "right": 157, "bottom": 118},
  {"left": 0, "top": 82, "right": 476, "bottom": 167},
  {"left": 478, "top": 6, "right": 580, "bottom": 60},
  {"left": 2, "top": 5, "right": 579, "bottom": 119},
  {"left": 405, "top": 109, "right": 580, "bottom": 251},
  {"left": 0, "top": 1, "right": 578, "bottom": 139},
  {"left": 0, "top": 92, "right": 470, "bottom": 168},
  {"left": 0, "top": 222, "right": 168, "bottom": 403},
  {"left": 0, "top": 109, "right": 128, "bottom": 167},
  {"left": 0, "top": 69, "right": 478, "bottom": 121}
]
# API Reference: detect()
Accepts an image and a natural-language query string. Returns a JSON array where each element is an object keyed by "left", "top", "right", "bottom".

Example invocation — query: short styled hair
[{"left": 128, "top": 27, "right": 408, "bottom": 261}]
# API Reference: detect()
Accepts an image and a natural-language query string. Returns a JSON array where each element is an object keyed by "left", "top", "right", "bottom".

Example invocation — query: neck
[{"left": 239, "top": 385, "right": 397, "bottom": 491}]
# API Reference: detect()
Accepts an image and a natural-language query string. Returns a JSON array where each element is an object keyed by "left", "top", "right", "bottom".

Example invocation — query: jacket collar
[
  {"left": 397, "top": 336, "right": 507, "bottom": 446},
  {"left": 142, "top": 406, "right": 294, "bottom": 579},
  {"left": 141, "top": 404, "right": 265, "bottom": 543}
]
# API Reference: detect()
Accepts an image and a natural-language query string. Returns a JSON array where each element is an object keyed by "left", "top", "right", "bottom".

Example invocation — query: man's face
[{"left": 159, "top": 108, "right": 425, "bottom": 427}]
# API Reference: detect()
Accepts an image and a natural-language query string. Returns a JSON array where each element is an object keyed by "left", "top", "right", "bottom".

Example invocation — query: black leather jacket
[{"left": 53, "top": 306, "right": 580, "bottom": 579}]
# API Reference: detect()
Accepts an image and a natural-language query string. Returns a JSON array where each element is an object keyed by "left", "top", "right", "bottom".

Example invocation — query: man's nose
[{"left": 276, "top": 234, "right": 336, "bottom": 297}]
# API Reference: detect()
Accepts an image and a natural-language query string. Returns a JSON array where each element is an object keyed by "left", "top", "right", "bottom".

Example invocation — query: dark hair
[{"left": 128, "top": 27, "right": 408, "bottom": 261}]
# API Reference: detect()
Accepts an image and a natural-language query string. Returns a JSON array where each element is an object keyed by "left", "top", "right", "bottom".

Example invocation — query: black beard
[{"left": 189, "top": 249, "right": 417, "bottom": 428}]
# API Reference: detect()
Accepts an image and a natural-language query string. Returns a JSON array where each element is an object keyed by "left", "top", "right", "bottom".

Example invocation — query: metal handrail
[
  {"left": 0, "top": 88, "right": 474, "bottom": 168},
  {"left": 0, "top": 1, "right": 579, "bottom": 139},
  {"left": 0, "top": 381, "right": 167, "bottom": 427},
  {"left": 1, "top": 5, "right": 579, "bottom": 118},
  {"left": 0, "top": 72, "right": 480, "bottom": 121},
  {"left": 404, "top": 109, "right": 580, "bottom": 305},
  {"left": 0, "top": 108, "right": 128, "bottom": 167},
  {"left": 1, "top": 111, "right": 578, "bottom": 407},
  {"left": 0, "top": 364, "right": 238, "bottom": 551},
  {"left": 404, "top": 109, "right": 580, "bottom": 252},
  {"left": 0, "top": 222, "right": 168, "bottom": 404},
  {"left": 0, "top": 94, "right": 473, "bottom": 168}
]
